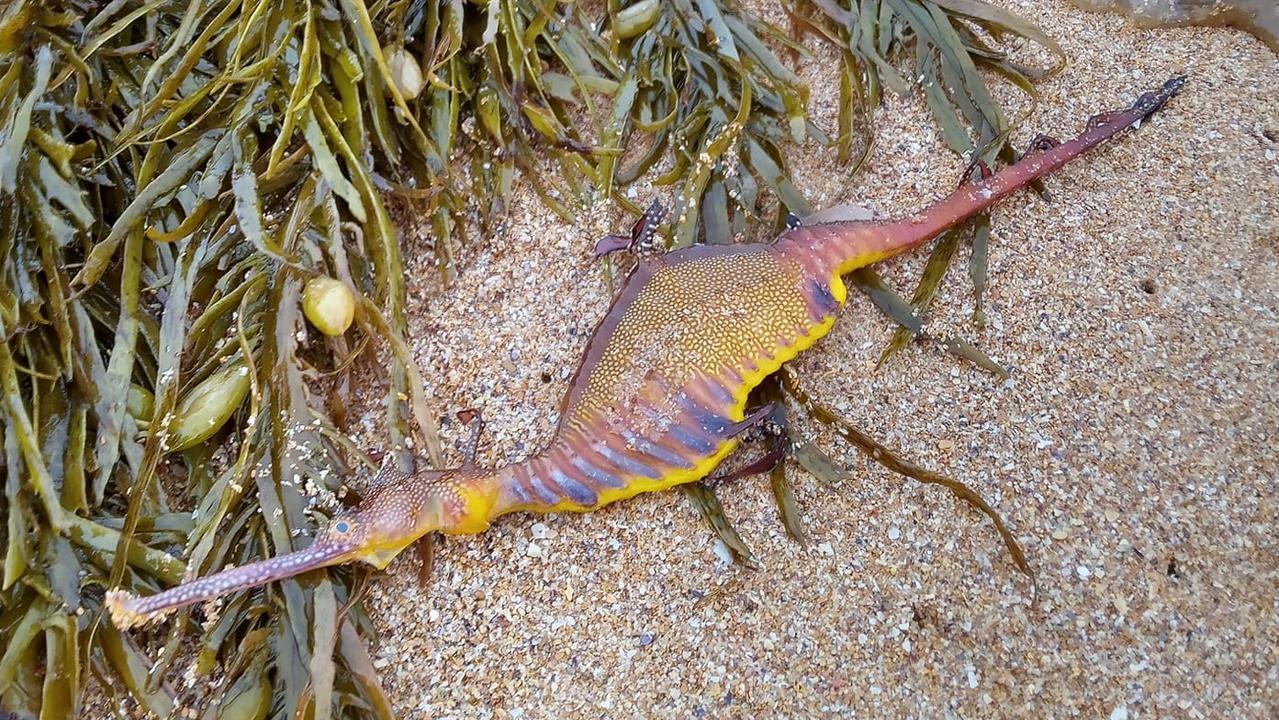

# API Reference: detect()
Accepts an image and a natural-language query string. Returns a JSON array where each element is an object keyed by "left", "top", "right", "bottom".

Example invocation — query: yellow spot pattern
[
  {"left": 567, "top": 249, "right": 825, "bottom": 426},
  {"left": 486, "top": 247, "right": 848, "bottom": 515}
]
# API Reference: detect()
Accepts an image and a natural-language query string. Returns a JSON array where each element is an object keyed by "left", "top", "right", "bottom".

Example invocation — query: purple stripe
[
  {"left": 506, "top": 468, "right": 533, "bottom": 505},
  {"left": 622, "top": 427, "right": 693, "bottom": 469},
  {"left": 596, "top": 441, "right": 661, "bottom": 479},
  {"left": 548, "top": 465, "right": 599, "bottom": 506},
  {"left": 670, "top": 424, "right": 716, "bottom": 455},
  {"left": 526, "top": 462, "right": 562, "bottom": 504},
  {"left": 806, "top": 278, "right": 839, "bottom": 316},
  {"left": 636, "top": 401, "right": 675, "bottom": 434},
  {"left": 701, "top": 381, "right": 736, "bottom": 408},
  {"left": 676, "top": 392, "right": 732, "bottom": 436},
  {"left": 569, "top": 453, "right": 625, "bottom": 488}
]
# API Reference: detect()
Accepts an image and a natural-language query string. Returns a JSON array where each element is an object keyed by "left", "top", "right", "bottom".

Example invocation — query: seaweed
[
  {"left": 602, "top": 0, "right": 822, "bottom": 247},
  {"left": 399, "top": 0, "right": 821, "bottom": 257},
  {"left": 396, "top": 0, "right": 619, "bottom": 273},
  {"left": 780, "top": 366, "right": 1032, "bottom": 580}
]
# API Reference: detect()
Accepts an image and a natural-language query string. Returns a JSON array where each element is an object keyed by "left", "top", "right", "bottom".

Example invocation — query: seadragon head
[{"left": 105, "top": 463, "right": 500, "bottom": 629}]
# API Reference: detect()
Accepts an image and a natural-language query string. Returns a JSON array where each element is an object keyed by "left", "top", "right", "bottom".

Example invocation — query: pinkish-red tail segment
[{"left": 784, "top": 76, "right": 1186, "bottom": 278}]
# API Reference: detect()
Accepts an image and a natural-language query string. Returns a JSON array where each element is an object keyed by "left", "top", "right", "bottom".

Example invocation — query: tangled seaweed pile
[{"left": 1, "top": 0, "right": 1071, "bottom": 716}]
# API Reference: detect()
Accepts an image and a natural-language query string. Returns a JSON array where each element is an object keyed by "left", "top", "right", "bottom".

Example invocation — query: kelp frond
[
  {"left": 789, "top": 0, "right": 1063, "bottom": 366},
  {"left": 602, "top": 0, "right": 823, "bottom": 247}
]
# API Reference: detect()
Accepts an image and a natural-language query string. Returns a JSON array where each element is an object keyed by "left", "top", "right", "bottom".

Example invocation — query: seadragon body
[{"left": 108, "top": 77, "right": 1185, "bottom": 627}]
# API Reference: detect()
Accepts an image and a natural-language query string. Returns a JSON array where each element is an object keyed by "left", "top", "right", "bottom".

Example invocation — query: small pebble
[{"left": 712, "top": 539, "right": 734, "bottom": 564}]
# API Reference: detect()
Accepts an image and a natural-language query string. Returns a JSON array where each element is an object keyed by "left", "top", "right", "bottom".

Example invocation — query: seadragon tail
[{"left": 781, "top": 75, "right": 1187, "bottom": 278}]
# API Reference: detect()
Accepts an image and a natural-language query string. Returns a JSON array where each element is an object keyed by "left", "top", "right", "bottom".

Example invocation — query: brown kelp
[
  {"left": 401, "top": 0, "right": 822, "bottom": 257},
  {"left": 395, "top": 0, "right": 617, "bottom": 274},
  {"left": 599, "top": 0, "right": 822, "bottom": 247}
]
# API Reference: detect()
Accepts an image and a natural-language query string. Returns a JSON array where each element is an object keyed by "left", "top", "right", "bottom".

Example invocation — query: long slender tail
[{"left": 784, "top": 76, "right": 1187, "bottom": 277}]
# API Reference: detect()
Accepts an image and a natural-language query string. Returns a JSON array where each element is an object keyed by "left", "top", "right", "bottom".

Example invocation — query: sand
[{"left": 363, "top": 1, "right": 1279, "bottom": 717}]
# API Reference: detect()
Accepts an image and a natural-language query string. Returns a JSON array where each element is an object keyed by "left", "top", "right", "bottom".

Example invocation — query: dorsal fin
[
  {"left": 369, "top": 453, "right": 413, "bottom": 489},
  {"left": 456, "top": 409, "right": 486, "bottom": 467},
  {"left": 593, "top": 199, "right": 666, "bottom": 258}
]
